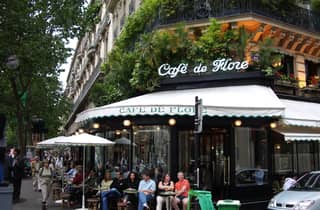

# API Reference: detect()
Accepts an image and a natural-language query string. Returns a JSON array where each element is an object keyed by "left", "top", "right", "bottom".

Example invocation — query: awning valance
[
  {"left": 274, "top": 126, "right": 320, "bottom": 141},
  {"left": 75, "top": 85, "right": 285, "bottom": 123},
  {"left": 281, "top": 99, "right": 320, "bottom": 127},
  {"left": 282, "top": 133, "right": 320, "bottom": 141}
]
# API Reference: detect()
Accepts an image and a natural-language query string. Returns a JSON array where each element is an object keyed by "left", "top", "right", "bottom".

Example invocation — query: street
[{"left": 13, "top": 178, "right": 62, "bottom": 210}]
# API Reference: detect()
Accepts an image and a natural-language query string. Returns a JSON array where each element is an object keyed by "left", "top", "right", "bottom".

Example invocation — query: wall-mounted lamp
[
  {"left": 275, "top": 144, "right": 281, "bottom": 150},
  {"left": 168, "top": 118, "right": 176, "bottom": 126},
  {"left": 234, "top": 119, "right": 242, "bottom": 127},
  {"left": 115, "top": 130, "right": 121, "bottom": 135},
  {"left": 93, "top": 123, "right": 100, "bottom": 129},
  {"left": 123, "top": 119, "right": 131, "bottom": 127},
  {"left": 270, "top": 122, "right": 277, "bottom": 129}
]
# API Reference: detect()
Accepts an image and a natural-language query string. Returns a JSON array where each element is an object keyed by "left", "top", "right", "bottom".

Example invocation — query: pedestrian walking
[
  {"left": 39, "top": 160, "right": 54, "bottom": 207},
  {"left": 31, "top": 156, "right": 41, "bottom": 191},
  {"left": 11, "top": 148, "right": 24, "bottom": 202}
]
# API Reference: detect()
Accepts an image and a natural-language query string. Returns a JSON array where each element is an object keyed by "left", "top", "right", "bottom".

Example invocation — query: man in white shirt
[
  {"left": 138, "top": 170, "right": 156, "bottom": 210},
  {"left": 283, "top": 175, "right": 298, "bottom": 190}
]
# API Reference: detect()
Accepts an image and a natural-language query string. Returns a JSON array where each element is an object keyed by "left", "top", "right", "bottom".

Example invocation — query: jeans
[
  {"left": 138, "top": 192, "right": 153, "bottom": 210},
  {"left": 101, "top": 188, "right": 121, "bottom": 210}
]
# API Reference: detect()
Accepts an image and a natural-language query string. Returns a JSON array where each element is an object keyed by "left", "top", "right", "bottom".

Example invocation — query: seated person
[
  {"left": 110, "top": 171, "right": 126, "bottom": 195},
  {"left": 101, "top": 171, "right": 124, "bottom": 210},
  {"left": 72, "top": 166, "right": 83, "bottom": 185},
  {"left": 70, "top": 166, "right": 84, "bottom": 204},
  {"left": 172, "top": 172, "right": 190, "bottom": 210},
  {"left": 66, "top": 162, "right": 78, "bottom": 179},
  {"left": 138, "top": 170, "right": 156, "bottom": 210},
  {"left": 85, "top": 169, "right": 98, "bottom": 197},
  {"left": 156, "top": 173, "right": 174, "bottom": 210},
  {"left": 123, "top": 171, "right": 140, "bottom": 205}
]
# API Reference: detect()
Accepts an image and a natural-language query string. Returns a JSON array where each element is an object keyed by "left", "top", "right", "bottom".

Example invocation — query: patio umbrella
[
  {"left": 36, "top": 135, "right": 70, "bottom": 200},
  {"left": 115, "top": 137, "right": 136, "bottom": 146},
  {"left": 36, "top": 136, "right": 69, "bottom": 148},
  {"left": 55, "top": 133, "right": 114, "bottom": 210}
]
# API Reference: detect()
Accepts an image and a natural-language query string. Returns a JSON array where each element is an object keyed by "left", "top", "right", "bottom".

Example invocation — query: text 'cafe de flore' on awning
[{"left": 72, "top": 58, "right": 320, "bottom": 207}]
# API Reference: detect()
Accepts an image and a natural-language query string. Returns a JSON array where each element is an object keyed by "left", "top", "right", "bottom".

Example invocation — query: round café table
[{"left": 158, "top": 191, "right": 176, "bottom": 210}]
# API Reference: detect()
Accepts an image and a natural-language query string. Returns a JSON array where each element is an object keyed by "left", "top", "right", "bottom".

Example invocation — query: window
[
  {"left": 133, "top": 126, "right": 170, "bottom": 181},
  {"left": 275, "top": 55, "right": 295, "bottom": 81},
  {"left": 178, "top": 131, "right": 195, "bottom": 179},
  {"left": 297, "top": 142, "right": 315, "bottom": 173},
  {"left": 235, "top": 127, "right": 268, "bottom": 186},
  {"left": 305, "top": 60, "right": 320, "bottom": 87},
  {"left": 274, "top": 141, "right": 294, "bottom": 175}
]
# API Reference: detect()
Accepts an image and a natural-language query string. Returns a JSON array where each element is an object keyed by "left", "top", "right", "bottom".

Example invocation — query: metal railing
[{"left": 157, "top": 0, "right": 320, "bottom": 33}]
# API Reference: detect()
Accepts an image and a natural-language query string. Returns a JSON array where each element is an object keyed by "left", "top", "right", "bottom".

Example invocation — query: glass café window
[
  {"left": 297, "top": 142, "right": 315, "bottom": 174},
  {"left": 178, "top": 131, "right": 195, "bottom": 180},
  {"left": 235, "top": 127, "right": 268, "bottom": 186},
  {"left": 132, "top": 125, "right": 170, "bottom": 181},
  {"left": 273, "top": 141, "right": 294, "bottom": 175}
]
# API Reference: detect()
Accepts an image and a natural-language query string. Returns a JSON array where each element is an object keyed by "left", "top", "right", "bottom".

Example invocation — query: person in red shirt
[
  {"left": 72, "top": 166, "right": 83, "bottom": 185},
  {"left": 172, "top": 172, "right": 190, "bottom": 210}
]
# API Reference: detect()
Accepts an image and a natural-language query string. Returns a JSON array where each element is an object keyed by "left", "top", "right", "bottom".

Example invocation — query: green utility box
[
  {"left": 187, "top": 190, "right": 215, "bottom": 210},
  {"left": 217, "top": 200, "right": 241, "bottom": 210}
]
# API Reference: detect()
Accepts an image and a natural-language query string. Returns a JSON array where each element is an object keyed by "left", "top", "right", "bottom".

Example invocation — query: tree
[{"left": 0, "top": 0, "right": 88, "bottom": 152}]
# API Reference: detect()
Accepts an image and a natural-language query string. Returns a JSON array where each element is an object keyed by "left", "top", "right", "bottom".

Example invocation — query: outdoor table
[
  {"left": 123, "top": 188, "right": 138, "bottom": 194},
  {"left": 159, "top": 191, "right": 176, "bottom": 210}
]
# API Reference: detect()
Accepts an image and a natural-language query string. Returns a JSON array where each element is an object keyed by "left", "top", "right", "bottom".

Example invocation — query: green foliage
[
  {"left": 195, "top": 20, "right": 236, "bottom": 63},
  {"left": 160, "top": 0, "right": 182, "bottom": 18},
  {"left": 95, "top": 1, "right": 281, "bottom": 106},
  {"left": 80, "top": 0, "right": 102, "bottom": 35},
  {"left": 0, "top": 0, "right": 85, "bottom": 150},
  {"left": 256, "top": 38, "right": 283, "bottom": 76},
  {"left": 116, "top": 0, "right": 161, "bottom": 50},
  {"left": 130, "top": 25, "right": 193, "bottom": 91},
  {"left": 311, "top": 0, "right": 320, "bottom": 12}
]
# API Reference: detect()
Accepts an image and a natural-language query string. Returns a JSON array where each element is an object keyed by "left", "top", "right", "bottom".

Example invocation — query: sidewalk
[{"left": 13, "top": 178, "right": 63, "bottom": 210}]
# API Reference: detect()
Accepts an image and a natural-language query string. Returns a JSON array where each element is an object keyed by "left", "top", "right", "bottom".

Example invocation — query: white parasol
[
  {"left": 115, "top": 137, "right": 136, "bottom": 146},
  {"left": 36, "top": 136, "right": 69, "bottom": 148},
  {"left": 55, "top": 133, "right": 114, "bottom": 210}
]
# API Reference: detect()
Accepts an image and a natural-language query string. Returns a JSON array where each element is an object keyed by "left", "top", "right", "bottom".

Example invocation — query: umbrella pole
[{"left": 82, "top": 145, "right": 85, "bottom": 209}]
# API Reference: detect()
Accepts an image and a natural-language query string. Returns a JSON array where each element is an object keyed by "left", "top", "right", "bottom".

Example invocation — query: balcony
[
  {"left": 158, "top": 0, "right": 320, "bottom": 33},
  {"left": 274, "top": 79, "right": 320, "bottom": 101}
]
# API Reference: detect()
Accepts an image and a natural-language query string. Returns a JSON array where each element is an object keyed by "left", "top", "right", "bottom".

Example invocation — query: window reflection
[
  {"left": 132, "top": 125, "right": 170, "bottom": 181},
  {"left": 235, "top": 127, "right": 268, "bottom": 186}
]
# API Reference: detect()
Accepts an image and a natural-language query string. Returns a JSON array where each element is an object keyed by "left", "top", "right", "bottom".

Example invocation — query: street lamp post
[{"left": 123, "top": 120, "right": 133, "bottom": 171}]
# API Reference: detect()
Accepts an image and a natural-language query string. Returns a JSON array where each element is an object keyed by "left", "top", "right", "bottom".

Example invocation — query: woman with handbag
[{"left": 39, "top": 160, "right": 54, "bottom": 208}]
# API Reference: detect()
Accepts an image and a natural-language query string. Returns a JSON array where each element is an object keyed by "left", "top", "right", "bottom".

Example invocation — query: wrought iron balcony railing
[{"left": 158, "top": 0, "right": 320, "bottom": 33}]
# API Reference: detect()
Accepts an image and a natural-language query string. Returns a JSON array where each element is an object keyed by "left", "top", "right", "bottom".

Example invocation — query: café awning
[
  {"left": 274, "top": 126, "right": 320, "bottom": 141},
  {"left": 75, "top": 85, "right": 284, "bottom": 123},
  {"left": 282, "top": 132, "right": 320, "bottom": 141},
  {"left": 281, "top": 99, "right": 320, "bottom": 127}
]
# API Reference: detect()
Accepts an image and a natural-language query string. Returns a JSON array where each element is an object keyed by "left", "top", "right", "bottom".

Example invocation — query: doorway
[{"left": 200, "top": 128, "right": 229, "bottom": 199}]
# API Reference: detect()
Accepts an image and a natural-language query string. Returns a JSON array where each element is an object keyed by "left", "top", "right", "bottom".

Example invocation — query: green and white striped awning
[{"left": 75, "top": 85, "right": 285, "bottom": 123}]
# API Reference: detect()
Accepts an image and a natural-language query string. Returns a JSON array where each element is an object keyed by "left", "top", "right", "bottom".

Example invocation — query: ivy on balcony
[{"left": 90, "top": 0, "right": 282, "bottom": 106}]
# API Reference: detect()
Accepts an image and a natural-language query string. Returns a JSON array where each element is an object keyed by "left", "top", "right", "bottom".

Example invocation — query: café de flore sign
[{"left": 158, "top": 58, "right": 249, "bottom": 78}]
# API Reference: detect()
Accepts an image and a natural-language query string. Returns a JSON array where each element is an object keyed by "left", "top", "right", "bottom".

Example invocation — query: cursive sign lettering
[
  {"left": 212, "top": 59, "right": 248, "bottom": 72},
  {"left": 158, "top": 58, "right": 249, "bottom": 78},
  {"left": 158, "top": 63, "right": 188, "bottom": 78}
]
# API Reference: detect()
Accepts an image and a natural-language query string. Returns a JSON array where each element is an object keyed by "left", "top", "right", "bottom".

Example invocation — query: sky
[{"left": 59, "top": 38, "right": 78, "bottom": 89}]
